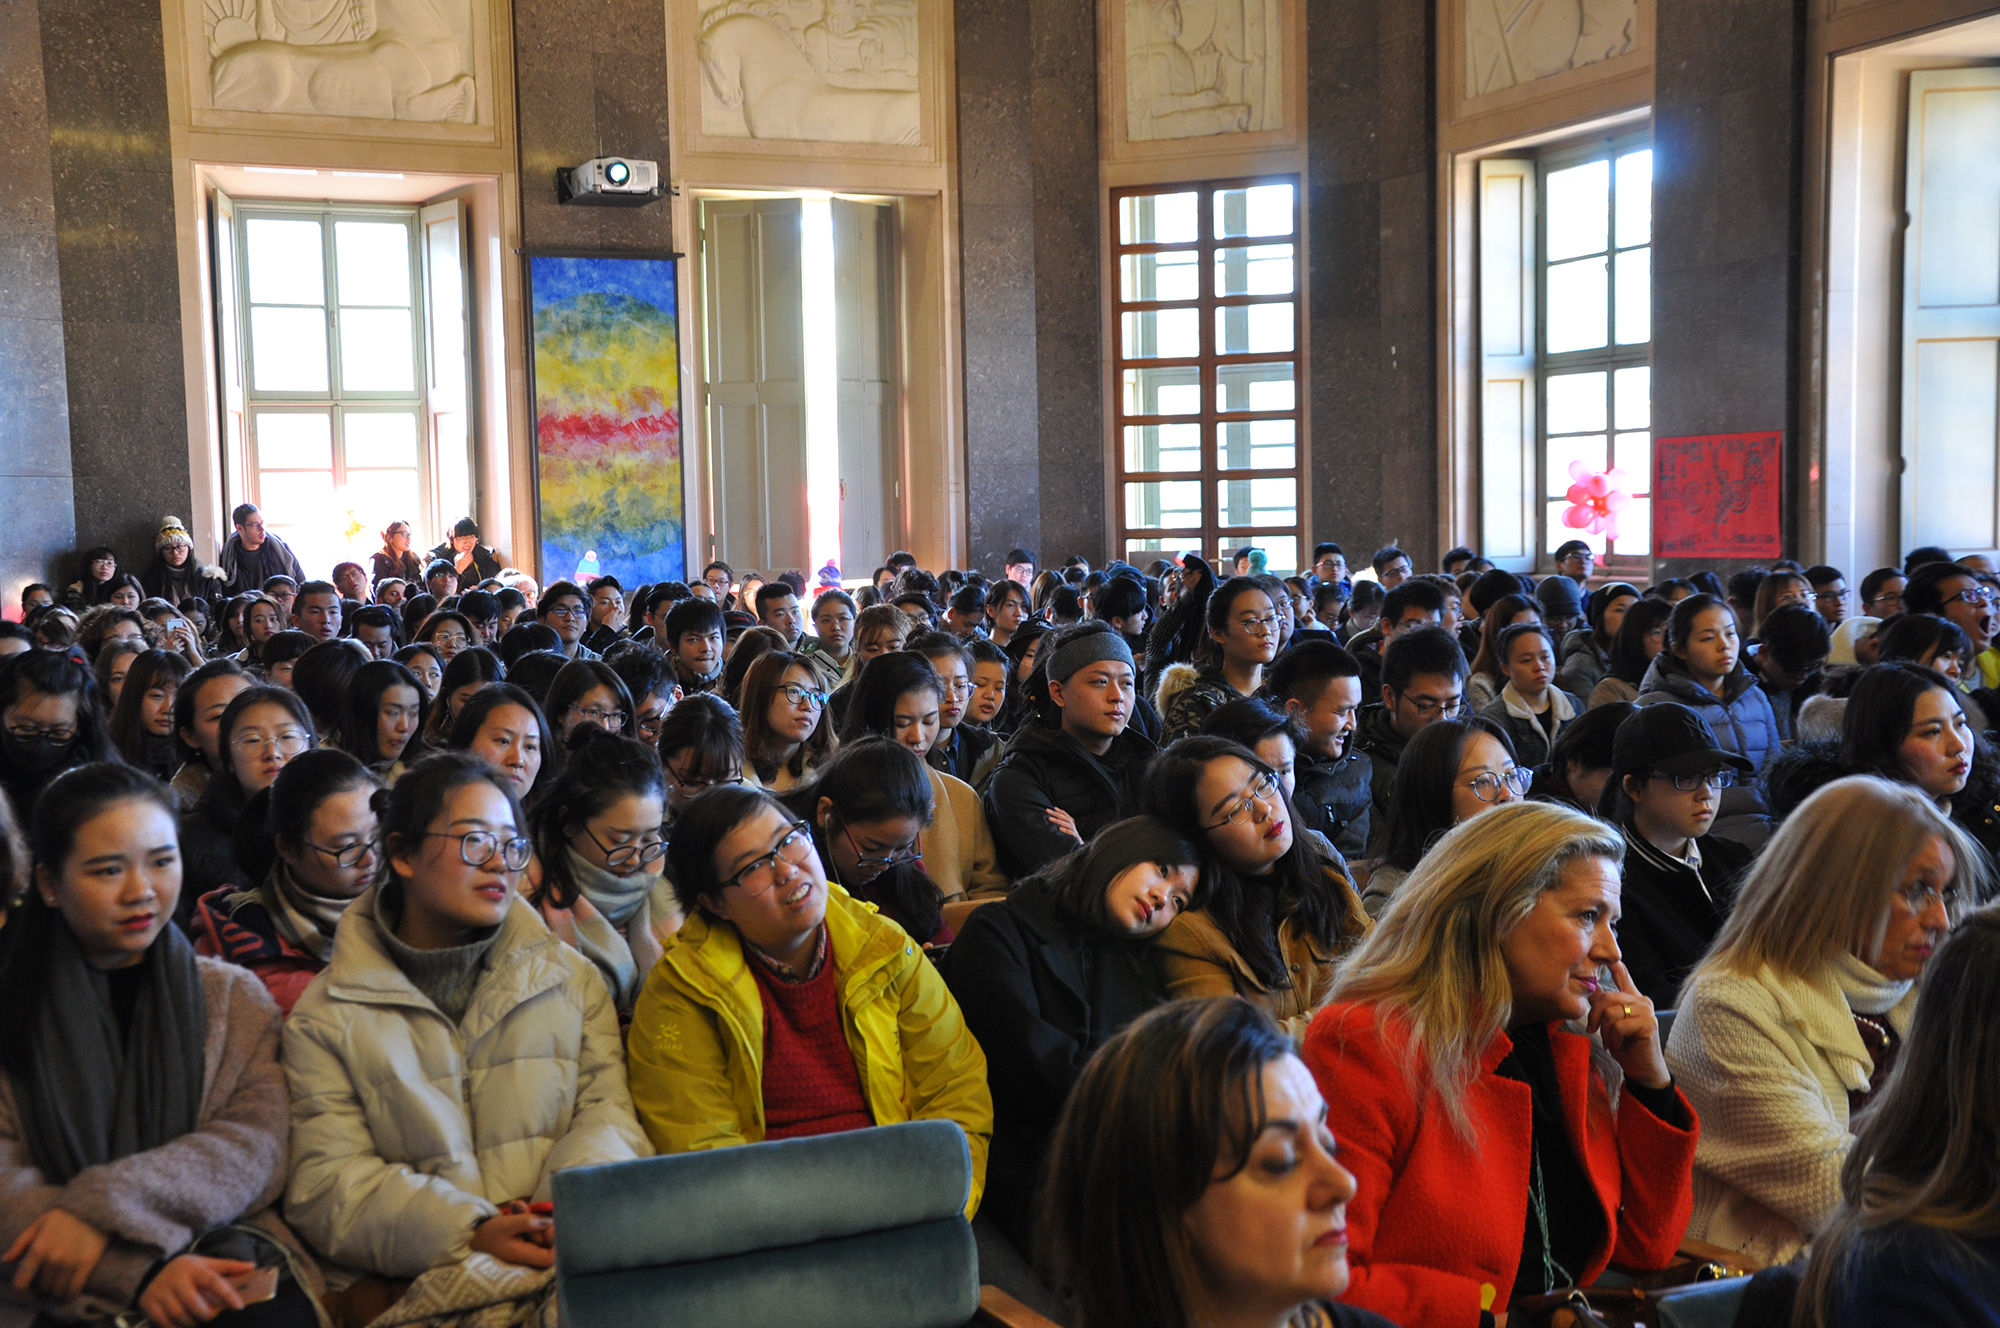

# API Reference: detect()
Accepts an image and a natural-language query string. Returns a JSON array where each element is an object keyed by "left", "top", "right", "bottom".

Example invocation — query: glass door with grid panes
[
  {"left": 1114, "top": 179, "right": 1304, "bottom": 574},
  {"left": 1539, "top": 139, "right": 1652, "bottom": 564},
  {"left": 238, "top": 204, "right": 428, "bottom": 578}
]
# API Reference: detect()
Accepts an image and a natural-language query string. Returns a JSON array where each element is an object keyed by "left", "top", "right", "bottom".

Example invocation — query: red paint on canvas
[{"left": 1653, "top": 432, "right": 1782, "bottom": 558}]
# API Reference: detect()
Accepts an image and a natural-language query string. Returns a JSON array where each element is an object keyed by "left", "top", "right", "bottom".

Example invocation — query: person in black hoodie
[
  {"left": 983, "top": 623, "right": 1158, "bottom": 878},
  {"left": 0, "top": 649, "right": 120, "bottom": 820},
  {"left": 942, "top": 815, "right": 1201, "bottom": 1251},
  {"left": 1353, "top": 626, "right": 1470, "bottom": 857},
  {"left": 176, "top": 685, "right": 316, "bottom": 929},
  {"left": 1602, "top": 702, "right": 1756, "bottom": 1007},
  {"left": 1267, "top": 640, "right": 1371, "bottom": 859}
]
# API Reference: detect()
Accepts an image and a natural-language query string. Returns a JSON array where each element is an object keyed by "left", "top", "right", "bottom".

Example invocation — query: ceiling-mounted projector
[{"left": 560, "top": 157, "right": 664, "bottom": 207}]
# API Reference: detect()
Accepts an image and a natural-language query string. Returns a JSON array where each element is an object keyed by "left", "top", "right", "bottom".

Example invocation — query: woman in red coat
[{"left": 1302, "top": 800, "right": 1697, "bottom": 1328}]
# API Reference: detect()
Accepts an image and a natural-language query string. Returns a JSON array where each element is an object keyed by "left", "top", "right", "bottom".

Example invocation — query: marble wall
[
  {"left": 1650, "top": 0, "right": 1803, "bottom": 573},
  {"left": 0, "top": 0, "right": 78, "bottom": 597},
  {"left": 1305, "top": 0, "right": 1438, "bottom": 560}
]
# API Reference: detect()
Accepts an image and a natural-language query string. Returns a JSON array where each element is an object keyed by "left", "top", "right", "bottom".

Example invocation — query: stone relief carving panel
[
  {"left": 202, "top": 0, "right": 476, "bottom": 121},
  {"left": 1124, "top": 0, "right": 1283, "bottom": 141},
  {"left": 695, "top": 0, "right": 921, "bottom": 145},
  {"left": 1465, "top": 0, "right": 1636, "bottom": 98}
]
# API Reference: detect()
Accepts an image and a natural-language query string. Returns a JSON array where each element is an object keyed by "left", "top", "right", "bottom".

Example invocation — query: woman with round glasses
[
  {"left": 544, "top": 658, "right": 635, "bottom": 751},
  {"left": 178, "top": 685, "right": 316, "bottom": 923},
  {"left": 526, "top": 729, "right": 678, "bottom": 1015},
  {"left": 1601, "top": 703, "right": 1757, "bottom": 1007},
  {"left": 192, "top": 748, "right": 384, "bottom": 1014},
  {"left": 1666, "top": 775, "right": 1987, "bottom": 1265},
  {"left": 779, "top": 738, "right": 945, "bottom": 945},
  {"left": 284, "top": 752, "right": 649, "bottom": 1286},
  {"left": 739, "top": 650, "right": 833, "bottom": 792},
  {"left": 1160, "top": 578, "right": 1284, "bottom": 742},
  {"left": 1144, "top": 736, "right": 1370, "bottom": 1039},
  {"left": 1364, "top": 716, "right": 1526, "bottom": 918},
  {"left": 626, "top": 784, "right": 991, "bottom": 1210},
  {"left": 657, "top": 693, "right": 745, "bottom": 820}
]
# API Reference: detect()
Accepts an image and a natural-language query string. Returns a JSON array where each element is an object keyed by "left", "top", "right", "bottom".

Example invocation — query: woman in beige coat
[
  {"left": 283, "top": 753, "right": 649, "bottom": 1284},
  {"left": 1666, "top": 776, "right": 1984, "bottom": 1265}
]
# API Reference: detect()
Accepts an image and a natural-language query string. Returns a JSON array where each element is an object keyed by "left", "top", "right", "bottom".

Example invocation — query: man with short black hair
[
  {"left": 494, "top": 586, "right": 529, "bottom": 635},
  {"left": 459, "top": 589, "right": 500, "bottom": 644},
  {"left": 1442, "top": 546, "right": 1477, "bottom": 574},
  {"left": 1370, "top": 545, "right": 1412, "bottom": 589},
  {"left": 429, "top": 516, "right": 503, "bottom": 581},
  {"left": 635, "top": 582, "right": 690, "bottom": 643},
  {"left": 219, "top": 503, "right": 305, "bottom": 595},
  {"left": 424, "top": 560, "right": 460, "bottom": 601},
  {"left": 583, "top": 576, "right": 626, "bottom": 652},
  {"left": 294, "top": 581, "right": 342, "bottom": 641},
  {"left": 755, "top": 581, "right": 804, "bottom": 648},
  {"left": 983, "top": 622, "right": 1155, "bottom": 877},
  {"left": 1804, "top": 564, "right": 1848, "bottom": 625},
  {"left": 1267, "top": 640, "right": 1371, "bottom": 859},
  {"left": 261, "top": 576, "right": 298, "bottom": 625},
  {"left": 350, "top": 605, "right": 401, "bottom": 659},
  {"left": 1311, "top": 542, "right": 1348, "bottom": 588},
  {"left": 1553, "top": 538, "right": 1595, "bottom": 585},
  {"left": 663, "top": 596, "right": 725, "bottom": 692},
  {"left": 1352, "top": 579, "right": 1448, "bottom": 700},
  {"left": 944, "top": 584, "right": 986, "bottom": 639},
  {"left": 1005, "top": 547, "right": 1036, "bottom": 587},
  {"left": 1907, "top": 559, "right": 2000, "bottom": 688},
  {"left": 1354, "top": 626, "right": 1471, "bottom": 854},
  {"left": 538, "top": 580, "right": 599, "bottom": 660}
]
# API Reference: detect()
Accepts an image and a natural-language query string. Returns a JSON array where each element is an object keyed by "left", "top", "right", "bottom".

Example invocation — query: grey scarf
[
  {"left": 561, "top": 848, "right": 654, "bottom": 1007},
  {"left": 225, "top": 860, "right": 351, "bottom": 965},
  {"left": 17, "top": 920, "right": 207, "bottom": 1184}
]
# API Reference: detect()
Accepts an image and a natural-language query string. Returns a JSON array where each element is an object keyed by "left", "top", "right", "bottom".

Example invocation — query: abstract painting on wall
[{"left": 527, "top": 255, "right": 685, "bottom": 586}]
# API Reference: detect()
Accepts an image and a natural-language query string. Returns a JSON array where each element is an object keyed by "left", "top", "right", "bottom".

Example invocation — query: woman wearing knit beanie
[{"left": 140, "top": 515, "right": 226, "bottom": 615}]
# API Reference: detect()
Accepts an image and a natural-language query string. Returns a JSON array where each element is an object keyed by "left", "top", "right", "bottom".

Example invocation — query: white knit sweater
[{"left": 1664, "top": 954, "right": 1914, "bottom": 1266}]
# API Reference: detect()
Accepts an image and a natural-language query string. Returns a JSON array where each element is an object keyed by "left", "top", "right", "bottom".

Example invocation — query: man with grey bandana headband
[{"left": 983, "top": 622, "right": 1159, "bottom": 877}]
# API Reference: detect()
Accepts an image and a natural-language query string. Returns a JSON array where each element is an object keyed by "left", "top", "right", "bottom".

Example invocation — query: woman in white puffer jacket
[
  {"left": 1665, "top": 776, "right": 1982, "bottom": 1266},
  {"left": 283, "top": 752, "right": 650, "bottom": 1281}
]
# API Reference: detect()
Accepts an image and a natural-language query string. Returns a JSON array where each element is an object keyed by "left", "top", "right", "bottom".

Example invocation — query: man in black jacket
[
  {"left": 1267, "top": 639, "right": 1371, "bottom": 860},
  {"left": 983, "top": 623, "right": 1156, "bottom": 878},
  {"left": 1354, "top": 626, "right": 1470, "bottom": 857},
  {"left": 429, "top": 516, "right": 504, "bottom": 583}
]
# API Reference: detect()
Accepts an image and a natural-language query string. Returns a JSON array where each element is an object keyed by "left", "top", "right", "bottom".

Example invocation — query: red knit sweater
[{"left": 749, "top": 949, "right": 875, "bottom": 1140}]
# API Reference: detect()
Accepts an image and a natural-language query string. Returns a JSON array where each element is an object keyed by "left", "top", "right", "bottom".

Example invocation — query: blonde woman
[
  {"left": 1665, "top": 775, "right": 1985, "bottom": 1266},
  {"left": 1301, "top": 801, "right": 1696, "bottom": 1327}
]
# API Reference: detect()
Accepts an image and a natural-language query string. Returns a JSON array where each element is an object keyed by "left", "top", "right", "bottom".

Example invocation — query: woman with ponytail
[
  {"left": 191, "top": 749, "right": 384, "bottom": 1015},
  {"left": 527, "top": 725, "right": 679, "bottom": 1016}
]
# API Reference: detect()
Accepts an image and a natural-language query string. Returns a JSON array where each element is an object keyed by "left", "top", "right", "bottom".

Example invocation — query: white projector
[{"left": 560, "top": 157, "right": 663, "bottom": 207}]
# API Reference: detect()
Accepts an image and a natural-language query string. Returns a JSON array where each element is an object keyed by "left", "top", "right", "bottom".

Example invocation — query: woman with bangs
[
  {"left": 1144, "top": 736, "right": 1370, "bottom": 1040},
  {"left": 944, "top": 815, "right": 1204, "bottom": 1251},
  {"left": 739, "top": 650, "right": 833, "bottom": 793},
  {"left": 176, "top": 687, "right": 316, "bottom": 921},
  {"left": 447, "top": 682, "right": 552, "bottom": 807},
  {"left": 657, "top": 694, "right": 745, "bottom": 823},
  {"left": 1667, "top": 775, "right": 1989, "bottom": 1265},
  {"left": 108, "top": 649, "right": 192, "bottom": 782},
  {"left": 422, "top": 646, "right": 506, "bottom": 752},
  {"left": 778, "top": 738, "right": 945, "bottom": 946},
  {"left": 1304, "top": 800, "right": 1696, "bottom": 1325}
]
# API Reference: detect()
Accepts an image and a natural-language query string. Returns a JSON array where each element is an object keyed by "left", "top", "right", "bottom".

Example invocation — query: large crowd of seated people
[{"left": 1, "top": 510, "right": 1997, "bottom": 1327}]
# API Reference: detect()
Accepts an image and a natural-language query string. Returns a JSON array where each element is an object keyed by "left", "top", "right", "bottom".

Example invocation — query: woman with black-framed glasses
[
  {"left": 527, "top": 728, "right": 680, "bottom": 1015},
  {"left": 1365, "top": 716, "right": 1528, "bottom": 917},
  {"left": 191, "top": 748, "right": 383, "bottom": 1014},
  {"left": 1143, "top": 736, "right": 1370, "bottom": 1040},
  {"left": 282, "top": 751, "right": 649, "bottom": 1291},
  {"left": 779, "top": 737, "right": 946, "bottom": 945},
  {"left": 1603, "top": 703, "right": 1757, "bottom": 1007},
  {"left": 627, "top": 783, "right": 992, "bottom": 1211}
]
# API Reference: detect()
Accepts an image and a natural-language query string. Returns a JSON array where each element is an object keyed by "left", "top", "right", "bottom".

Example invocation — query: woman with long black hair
[{"left": 779, "top": 737, "right": 946, "bottom": 946}]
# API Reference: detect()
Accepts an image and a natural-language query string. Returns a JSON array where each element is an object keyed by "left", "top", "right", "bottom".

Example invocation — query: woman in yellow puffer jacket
[{"left": 626, "top": 784, "right": 992, "bottom": 1215}]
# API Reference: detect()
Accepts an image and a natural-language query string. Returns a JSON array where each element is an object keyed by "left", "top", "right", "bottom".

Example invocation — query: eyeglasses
[
  {"left": 667, "top": 768, "right": 745, "bottom": 793},
  {"left": 1397, "top": 693, "right": 1467, "bottom": 720},
  {"left": 1894, "top": 881, "right": 1961, "bottom": 916},
  {"left": 1813, "top": 589, "right": 1845, "bottom": 603},
  {"left": 1865, "top": 593, "right": 1903, "bottom": 612},
  {"left": 580, "top": 823, "right": 668, "bottom": 869},
  {"left": 1234, "top": 615, "right": 1281, "bottom": 637},
  {"left": 430, "top": 632, "right": 470, "bottom": 649},
  {"left": 1204, "top": 770, "right": 1282, "bottom": 829},
  {"left": 567, "top": 704, "right": 626, "bottom": 731},
  {"left": 544, "top": 604, "right": 588, "bottom": 619},
  {"left": 1463, "top": 766, "right": 1532, "bottom": 802},
  {"left": 945, "top": 680, "right": 974, "bottom": 699},
  {"left": 777, "top": 683, "right": 828, "bottom": 709},
  {"left": 638, "top": 714, "right": 667, "bottom": 743},
  {"left": 232, "top": 730, "right": 311, "bottom": 756},
  {"left": 425, "top": 829, "right": 532, "bottom": 872},
  {"left": 723, "top": 821, "right": 818, "bottom": 894},
  {"left": 305, "top": 837, "right": 380, "bottom": 868},
  {"left": 1651, "top": 769, "right": 1738, "bottom": 792},
  {"left": 7, "top": 723, "right": 77, "bottom": 743},
  {"left": 1946, "top": 586, "right": 2000, "bottom": 608},
  {"left": 842, "top": 822, "right": 923, "bottom": 871}
]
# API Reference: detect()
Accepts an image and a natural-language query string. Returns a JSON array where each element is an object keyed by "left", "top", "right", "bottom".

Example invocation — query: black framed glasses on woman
[
  {"left": 1463, "top": 767, "right": 1532, "bottom": 803},
  {"left": 579, "top": 824, "right": 668, "bottom": 869},
  {"left": 425, "top": 829, "right": 533, "bottom": 872},
  {"left": 723, "top": 821, "right": 817, "bottom": 895},
  {"left": 304, "top": 837, "right": 381, "bottom": 869}
]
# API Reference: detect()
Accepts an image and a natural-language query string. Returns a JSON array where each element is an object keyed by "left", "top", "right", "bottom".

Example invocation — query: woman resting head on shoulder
[
  {"left": 625, "top": 783, "right": 992, "bottom": 1211},
  {"left": 1801, "top": 906, "right": 2000, "bottom": 1326},
  {"left": 942, "top": 815, "right": 1203, "bottom": 1251},
  {"left": 1666, "top": 774, "right": 1988, "bottom": 1267},
  {"left": 1144, "top": 736, "right": 1370, "bottom": 1040},
  {"left": 1039, "top": 997, "right": 1394, "bottom": 1328},
  {"left": 281, "top": 751, "right": 649, "bottom": 1286},
  {"left": 0, "top": 762, "right": 310, "bottom": 1327},
  {"left": 1303, "top": 800, "right": 1696, "bottom": 1326}
]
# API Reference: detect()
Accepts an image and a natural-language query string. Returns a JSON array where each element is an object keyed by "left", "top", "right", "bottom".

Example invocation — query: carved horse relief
[
  {"left": 697, "top": 0, "right": 921, "bottom": 145},
  {"left": 205, "top": 0, "right": 477, "bottom": 122}
]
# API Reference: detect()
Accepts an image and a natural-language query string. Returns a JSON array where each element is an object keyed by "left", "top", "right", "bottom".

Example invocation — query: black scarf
[{"left": 15, "top": 920, "right": 208, "bottom": 1184}]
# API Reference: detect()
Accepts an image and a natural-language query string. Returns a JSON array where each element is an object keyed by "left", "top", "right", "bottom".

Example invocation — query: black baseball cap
[{"left": 1612, "top": 703, "right": 1754, "bottom": 780}]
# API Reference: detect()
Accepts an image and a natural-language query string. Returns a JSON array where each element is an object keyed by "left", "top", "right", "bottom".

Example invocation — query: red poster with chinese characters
[{"left": 1653, "top": 432, "right": 1782, "bottom": 558}]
